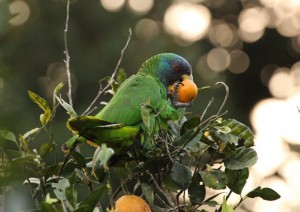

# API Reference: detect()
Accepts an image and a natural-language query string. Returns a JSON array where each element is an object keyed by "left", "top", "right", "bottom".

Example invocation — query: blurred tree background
[{"left": 1, "top": 0, "right": 300, "bottom": 211}]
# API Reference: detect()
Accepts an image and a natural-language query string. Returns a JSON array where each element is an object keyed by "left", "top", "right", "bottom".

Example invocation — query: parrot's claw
[
  {"left": 170, "top": 81, "right": 193, "bottom": 108},
  {"left": 172, "top": 101, "right": 193, "bottom": 108}
]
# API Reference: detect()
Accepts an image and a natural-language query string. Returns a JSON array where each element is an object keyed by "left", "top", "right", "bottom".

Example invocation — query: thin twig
[
  {"left": 163, "top": 137, "right": 174, "bottom": 163},
  {"left": 23, "top": 164, "right": 41, "bottom": 209},
  {"left": 154, "top": 193, "right": 169, "bottom": 208},
  {"left": 113, "top": 167, "right": 137, "bottom": 199},
  {"left": 106, "top": 169, "right": 115, "bottom": 209},
  {"left": 57, "top": 139, "right": 79, "bottom": 176},
  {"left": 1, "top": 147, "right": 5, "bottom": 212},
  {"left": 154, "top": 102, "right": 168, "bottom": 118},
  {"left": 147, "top": 171, "right": 174, "bottom": 207},
  {"left": 82, "top": 28, "right": 132, "bottom": 115},
  {"left": 234, "top": 196, "right": 247, "bottom": 210},
  {"left": 200, "top": 97, "right": 214, "bottom": 122},
  {"left": 64, "top": 0, "right": 73, "bottom": 108},
  {"left": 226, "top": 190, "right": 233, "bottom": 201},
  {"left": 198, "top": 82, "right": 229, "bottom": 129},
  {"left": 176, "top": 190, "right": 183, "bottom": 207},
  {"left": 167, "top": 204, "right": 189, "bottom": 212},
  {"left": 198, "top": 111, "right": 228, "bottom": 130},
  {"left": 215, "top": 82, "right": 229, "bottom": 117},
  {"left": 23, "top": 165, "right": 35, "bottom": 198}
]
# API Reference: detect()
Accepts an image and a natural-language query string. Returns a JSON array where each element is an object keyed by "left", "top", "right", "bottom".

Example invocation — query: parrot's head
[{"left": 140, "top": 53, "right": 193, "bottom": 87}]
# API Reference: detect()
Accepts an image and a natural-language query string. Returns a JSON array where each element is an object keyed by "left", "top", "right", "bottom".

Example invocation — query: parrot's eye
[{"left": 173, "top": 64, "right": 181, "bottom": 72}]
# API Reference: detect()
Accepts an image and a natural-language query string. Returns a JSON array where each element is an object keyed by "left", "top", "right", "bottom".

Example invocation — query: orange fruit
[
  {"left": 170, "top": 79, "right": 198, "bottom": 103},
  {"left": 114, "top": 195, "right": 151, "bottom": 212}
]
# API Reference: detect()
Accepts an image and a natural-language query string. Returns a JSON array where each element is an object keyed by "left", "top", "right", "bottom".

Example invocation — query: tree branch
[
  {"left": 64, "top": 0, "right": 73, "bottom": 108},
  {"left": 82, "top": 28, "right": 132, "bottom": 115}
]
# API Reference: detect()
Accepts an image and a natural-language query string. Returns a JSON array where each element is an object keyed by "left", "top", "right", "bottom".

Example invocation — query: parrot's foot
[
  {"left": 170, "top": 81, "right": 193, "bottom": 108},
  {"left": 172, "top": 101, "right": 193, "bottom": 108}
]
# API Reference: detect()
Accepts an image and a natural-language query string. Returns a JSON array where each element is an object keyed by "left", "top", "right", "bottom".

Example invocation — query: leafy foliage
[
  {"left": 0, "top": 69, "right": 280, "bottom": 211},
  {"left": 247, "top": 186, "right": 281, "bottom": 201},
  {"left": 0, "top": 14, "right": 280, "bottom": 212}
]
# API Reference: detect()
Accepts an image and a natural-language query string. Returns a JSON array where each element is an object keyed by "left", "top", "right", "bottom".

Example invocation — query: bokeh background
[{"left": 1, "top": 0, "right": 300, "bottom": 211}]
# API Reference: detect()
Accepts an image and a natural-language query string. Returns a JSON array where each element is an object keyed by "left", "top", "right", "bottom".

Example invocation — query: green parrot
[{"left": 64, "top": 53, "right": 194, "bottom": 152}]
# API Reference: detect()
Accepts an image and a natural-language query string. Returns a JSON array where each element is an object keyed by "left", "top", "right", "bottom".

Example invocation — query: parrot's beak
[{"left": 181, "top": 74, "right": 193, "bottom": 81}]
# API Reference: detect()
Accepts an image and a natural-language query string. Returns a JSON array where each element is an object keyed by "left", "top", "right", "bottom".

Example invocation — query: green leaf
[
  {"left": 200, "top": 169, "right": 227, "bottom": 190},
  {"left": 45, "top": 193, "right": 58, "bottom": 204},
  {"left": 40, "top": 203, "right": 61, "bottom": 212},
  {"left": 41, "top": 194, "right": 61, "bottom": 212},
  {"left": 188, "top": 172, "right": 206, "bottom": 205},
  {"left": 99, "top": 76, "right": 111, "bottom": 84},
  {"left": 12, "top": 155, "right": 36, "bottom": 164},
  {"left": 55, "top": 95, "right": 77, "bottom": 117},
  {"left": 183, "top": 132, "right": 204, "bottom": 150},
  {"left": 65, "top": 187, "right": 78, "bottom": 209},
  {"left": 180, "top": 114, "right": 201, "bottom": 135},
  {"left": 28, "top": 90, "right": 50, "bottom": 112},
  {"left": 53, "top": 82, "right": 64, "bottom": 108},
  {"left": 28, "top": 90, "right": 52, "bottom": 125},
  {"left": 174, "top": 128, "right": 199, "bottom": 147},
  {"left": 93, "top": 144, "right": 114, "bottom": 171},
  {"left": 221, "top": 119, "right": 254, "bottom": 147},
  {"left": 141, "top": 100, "right": 155, "bottom": 133},
  {"left": 225, "top": 168, "right": 249, "bottom": 194},
  {"left": 221, "top": 196, "right": 234, "bottom": 212},
  {"left": 116, "top": 68, "right": 127, "bottom": 85},
  {"left": 24, "top": 177, "right": 41, "bottom": 185},
  {"left": 0, "top": 129, "right": 18, "bottom": 150},
  {"left": 52, "top": 178, "right": 70, "bottom": 192},
  {"left": 224, "top": 147, "right": 258, "bottom": 170},
  {"left": 148, "top": 205, "right": 167, "bottom": 212},
  {"left": 40, "top": 108, "right": 52, "bottom": 126},
  {"left": 247, "top": 186, "right": 281, "bottom": 201},
  {"left": 0, "top": 129, "right": 16, "bottom": 143},
  {"left": 71, "top": 151, "right": 86, "bottom": 168},
  {"left": 198, "top": 86, "right": 211, "bottom": 93},
  {"left": 170, "top": 161, "right": 192, "bottom": 190},
  {"left": 204, "top": 200, "right": 218, "bottom": 207},
  {"left": 39, "top": 143, "right": 54, "bottom": 158},
  {"left": 141, "top": 183, "right": 154, "bottom": 204},
  {"left": 43, "top": 164, "right": 60, "bottom": 180},
  {"left": 52, "top": 179, "right": 75, "bottom": 211},
  {"left": 18, "top": 134, "right": 28, "bottom": 151},
  {"left": 77, "top": 185, "right": 106, "bottom": 211},
  {"left": 52, "top": 178, "right": 77, "bottom": 211},
  {"left": 23, "top": 128, "right": 40, "bottom": 139},
  {"left": 163, "top": 176, "right": 179, "bottom": 192},
  {"left": 189, "top": 141, "right": 209, "bottom": 158},
  {"left": 214, "top": 126, "right": 232, "bottom": 134},
  {"left": 73, "top": 206, "right": 91, "bottom": 212}
]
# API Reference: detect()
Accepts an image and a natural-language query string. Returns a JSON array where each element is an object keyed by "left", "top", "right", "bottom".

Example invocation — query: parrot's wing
[
  {"left": 96, "top": 74, "right": 163, "bottom": 125},
  {"left": 67, "top": 116, "right": 140, "bottom": 149}
]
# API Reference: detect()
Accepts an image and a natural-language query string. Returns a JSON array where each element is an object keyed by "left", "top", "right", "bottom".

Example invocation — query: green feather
[
  {"left": 67, "top": 116, "right": 139, "bottom": 150},
  {"left": 96, "top": 74, "right": 162, "bottom": 125}
]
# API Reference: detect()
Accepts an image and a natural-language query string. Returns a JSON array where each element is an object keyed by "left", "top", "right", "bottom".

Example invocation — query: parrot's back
[{"left": 96, "top": 74, "right": 163, "bottom": 126}]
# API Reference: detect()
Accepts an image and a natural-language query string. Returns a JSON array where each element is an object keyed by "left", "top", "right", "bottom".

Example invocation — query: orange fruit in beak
[{"left": 170, "top": 79, "right": 198, "bottom": 103}]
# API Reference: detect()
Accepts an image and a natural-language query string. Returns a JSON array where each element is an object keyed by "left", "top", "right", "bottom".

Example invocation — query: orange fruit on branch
[
  {"left": 170, "top": 79, "right": 198, "bottom": 103},
  {"left": 114, "top": 195, "right": 151, "bottom": 212}
]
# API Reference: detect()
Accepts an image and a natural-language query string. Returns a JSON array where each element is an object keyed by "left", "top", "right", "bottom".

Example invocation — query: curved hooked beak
[{"left": 181, "top": 74, "right": 193, "bottom": 81}]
